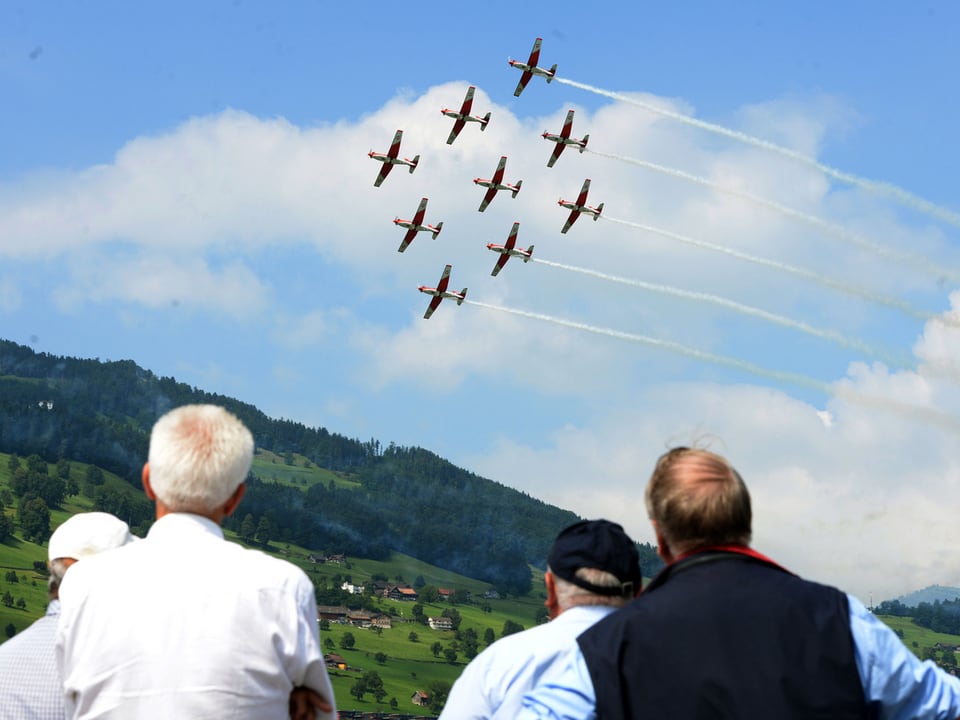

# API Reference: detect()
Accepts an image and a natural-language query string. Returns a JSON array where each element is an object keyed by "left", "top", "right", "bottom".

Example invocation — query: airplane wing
[
  {"left": 374, "top": 163, "right": 393, "bottom": 187},
  {"left": 491, "top": 254, "right": 510, "bottom": 277},
  {"left": 560, "top": 110, "right": 574, "bottom": 138},
  {"left": 478, "top": 187, "right": 498, "bottom": 212},
  {"left": 504, "top": 222, "right": 519, "bottom": 250},
  {"left": 423, "top": 296, "right": 443, "bottom": 319},
  {"left": 460, "top": 86, "right": 475, "bottom": 115},
  {"left": 412, "top": 197, "right": 428, "bottom": 224},
  {"left": 547, "top": 143, "right": 565, "bottom": 168},
  {"left": 446, "top": 119, "right": 466, "bottom": 145},
  {"left": 436, "top": 265, "right": 451, "bottom": 293},
  {"left": 387, "top": 130, "right": 403, "bottom": 159},
  {"left": 398, "top": 228, "right": 417, "bottom": 253},
  {"left": 492, "top": 156, "right": 507, "bottom": 184},
  {"left": 527, "top": 38, "right": 542, "bottom": 67},
  {"left": 514, "top": 72, "right": 532, "bottom": 97},
  {"left": 561, "top": 209, "right": 580, "bottom": 234},
  {"left": 576, "top": 179, "right": 591, "bottom": 205}
]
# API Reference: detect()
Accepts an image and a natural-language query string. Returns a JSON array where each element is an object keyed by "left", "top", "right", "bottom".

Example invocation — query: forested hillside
[{"left": 0, "top": 340, "right": 662, "bottom": 593}]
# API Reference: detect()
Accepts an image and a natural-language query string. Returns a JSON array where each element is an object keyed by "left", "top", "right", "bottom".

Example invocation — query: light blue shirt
[
  {"left": 513, "top": 594, "right": 960, "bottom": 720},
  {"left": 441, "top": 605, "right": 616, "bottom": 720},
  {"left": 0, "top": 600, "right": 64, "bottom": 720}
]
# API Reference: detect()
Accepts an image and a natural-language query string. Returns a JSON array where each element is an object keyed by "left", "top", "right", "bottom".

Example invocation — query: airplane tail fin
[
  {"left": 581, "top": 134, "right": 590, "bottom": 152},
  {"left": 409, "top": 156, "right": 420, "bottom": 173},
  {"left": 432, "top": 222, "right": 443, "bottom": 239},
  {"left": 457, "top": 289, "right": 468, "bottom": 305},
  {"left": 595, "top": 203, "right": 604, "bottom": 219},
  {"left": 524, "top": 245, "right": 535, "bottom": 261},
  {"left": 547, "top": 64, "right": 558, "bottom": 81},
  {"left": 512, "top": 180, "right": 523, "bottom": 198},
  {"left": 482, "top": 112, "right": 491, "bottom": 129}
]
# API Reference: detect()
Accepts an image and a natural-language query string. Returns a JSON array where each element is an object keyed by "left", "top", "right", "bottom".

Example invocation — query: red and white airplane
[
  {"left": 441, "top": 86, "right": 491, "bottom": 145},
  {"left": 508, "top": 37, "right": 557, "bottom": 97},
  {"left": 487, "top": 222, "right": 534, "bottom": 277},
  {"left": 393, "top": 197, "right": 443, "bottom": 253},
  {"left": 543, "top": 110, "right": 589, "bottom": 168},
  {"left": 474, "top": 156, "right": 522, "bottom": 212},
  {"left": 369, "top": 130, "right": 420, "bottom": 187},
  {"left": 418, "top": 264, "right": 467, "bottom": 319},
  {"left": 559, "top": 179, "right": 604, "bottom": 234}
]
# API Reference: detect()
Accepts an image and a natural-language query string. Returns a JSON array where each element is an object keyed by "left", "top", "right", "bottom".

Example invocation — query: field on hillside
[{"left": 251, "top": 451, "right": 361, "bottom": 490}]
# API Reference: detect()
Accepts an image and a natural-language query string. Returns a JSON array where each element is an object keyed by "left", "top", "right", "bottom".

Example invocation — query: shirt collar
[
  {"left": 147, "top": 512, "right": 225, "bottom": 541},
  {"left": 46, "top": 598, "right": 61, "bottom": 617}
]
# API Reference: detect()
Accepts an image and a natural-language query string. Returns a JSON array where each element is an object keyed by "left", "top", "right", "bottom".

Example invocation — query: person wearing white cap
[
  {"left": 56, "top": 404, "right": 336, "bottom": 720},
  {"left": 0, "top": 511, "right": 135, "bottom": 720}
]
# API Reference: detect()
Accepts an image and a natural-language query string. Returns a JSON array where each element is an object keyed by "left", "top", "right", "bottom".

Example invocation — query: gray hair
[
  {"left": 552, "top": 567, "right": 632, "bottom": 611},
  {"left": 48, "top": 558, "right": 71, "bottom": 598},
  {"left": 147, "top": 405, "right": 254, "bottom": 513}
]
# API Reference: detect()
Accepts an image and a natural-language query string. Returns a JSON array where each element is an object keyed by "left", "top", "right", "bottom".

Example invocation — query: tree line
[{"left": 0, "top": 339, "right": 662, "bottom": 592}]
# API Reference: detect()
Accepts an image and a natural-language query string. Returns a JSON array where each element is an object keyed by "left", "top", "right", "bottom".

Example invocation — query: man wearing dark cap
[{"left": 439, "top": 519, "right": 641, "bottom": 720}]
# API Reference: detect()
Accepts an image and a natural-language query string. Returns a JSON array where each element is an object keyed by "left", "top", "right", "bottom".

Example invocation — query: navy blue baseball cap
[{"left": 548, "top": 519, "right": 642, "bottom": 597}]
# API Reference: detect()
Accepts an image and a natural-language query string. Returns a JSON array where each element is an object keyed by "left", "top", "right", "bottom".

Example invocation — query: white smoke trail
[
  {"left": 604, "top": 215, "right": 960, "bottom": 328},
  {"left": 531, "top": 257, "right": 910, "bottom": 367},
  {"left": 588, "top": 149, "right": 960, "bottom": 283},
  {"left": 465, "top": 299, "right": 960, "bottom": 436},
  {"left": 556, "top": 76, "right": 960, "bottom": 227}
]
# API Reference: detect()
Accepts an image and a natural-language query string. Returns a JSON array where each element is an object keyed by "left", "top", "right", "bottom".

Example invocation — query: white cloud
[{"left": 4, "top": 81, "right": 960, "bottom": 606}]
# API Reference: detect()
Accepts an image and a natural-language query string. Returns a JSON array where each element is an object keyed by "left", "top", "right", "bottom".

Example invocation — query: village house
[
  {"left": 324, "top": 653, "right": 348, "bottom": 671},
  {"left": 388, "top": 586, "right": 419, "bottom": 602},
  {"left": 317, "top": 605, "right": 349, "bottom": 623},
  {"left": 340, "top": 581, "right": 365, "bottom": 595},
  {"left": 427, "top": 616, "right": 453, "bottom": 631},
  {"left": 411, "top": 690, "right": 429, "bottom": 707}
]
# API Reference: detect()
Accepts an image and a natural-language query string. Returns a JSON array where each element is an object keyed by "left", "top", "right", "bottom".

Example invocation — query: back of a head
[
  {"left": 548, "top": 519, "right": 642, "bottom": 608},
  {"left": 645, "top": 447, "right": 751, "bottom": 556},
  {"left": 147, "top": 404, "right": 254, "bottom": 514}
]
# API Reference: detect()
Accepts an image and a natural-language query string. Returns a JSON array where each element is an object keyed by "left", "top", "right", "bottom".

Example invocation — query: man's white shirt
[{"left": 56, "top": 513, "right": 335, "bottom": 719}]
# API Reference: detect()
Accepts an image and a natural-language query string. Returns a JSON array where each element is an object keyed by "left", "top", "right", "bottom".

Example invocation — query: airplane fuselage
[
  {"left": 369, "top": 152, "right": 416, "bottom": 168},
  {"left": 543, "top": 133, "right": 587, "bottom": 148},
  {"left": 475, "top": 179, "right": 518, "bottom": 192},
  {"left": 509, "top": 60, "right": 554, "bottom": 79},
  {"left": 559, "top": 200, "right": 600, "bottom": 217}
]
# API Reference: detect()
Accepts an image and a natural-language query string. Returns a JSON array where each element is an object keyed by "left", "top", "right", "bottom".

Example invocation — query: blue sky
[{"left": 2, "top": 0, "right": 960, "bottom": 601}]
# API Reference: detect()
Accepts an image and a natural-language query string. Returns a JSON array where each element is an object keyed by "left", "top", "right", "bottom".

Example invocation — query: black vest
[{"left": 578, "top": 551, "right": 871, "bottom": 719}]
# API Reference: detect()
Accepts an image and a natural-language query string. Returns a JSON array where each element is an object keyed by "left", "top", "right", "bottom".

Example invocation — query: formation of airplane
[
  {"left": 486, "top": 222, "right": 534, "bottom": 277},
  {"left": 393, "top": 197, "right": 443, "bottom": 253},
  {"left": 559, "top": 179, "right": 604, "bottom": 234},
  {"left": 508, "top": 37, "right": 557, "bottom": 97},
  {"left": 441, "top": 86, "right": 492, "bottom": 145},
  {"left": 369, "top": 130, "right": 420, "bottom": 187},
  {"left": 474, "top": 156, "right": 523, "bottom": 212},
  {"left": 418, "top": 264, "right": 468, "bottom": 319},
  {"left": 543, "top": 110, "right": 589, "bottom": 168},
  {"left": 366, "top": 39, "right": 609, "bottom": 317}
]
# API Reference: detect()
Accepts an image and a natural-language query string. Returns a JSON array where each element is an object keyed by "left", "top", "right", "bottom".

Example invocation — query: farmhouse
[
  {"left": 388, "top": 586, "right": 419, "bottom": 602},
  {"left": 427, "top": 616, "right": 453, "bottom": 631}
]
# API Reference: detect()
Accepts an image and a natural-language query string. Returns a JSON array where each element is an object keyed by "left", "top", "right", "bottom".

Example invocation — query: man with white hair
[
  {"left": 0, "top": 511, "right": 135, "bottom": 720},
  {"left": 439, "top": 519, "right": 642, "bottom": 719},
  {"left": 56, "top": 404, "right": 336, "bottom": 719}
]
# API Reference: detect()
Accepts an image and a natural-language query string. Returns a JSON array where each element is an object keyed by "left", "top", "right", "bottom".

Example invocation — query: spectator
[
  {"left": 441, "top": 519, "right": 641, "bottom": 719},
  {"left": 0, "top": 511, "right": 135, "bottom": 720},
  {"left": 56, "top": 404, "right": 335, "bottom": 719},
  {"left": 516, "top": 447, "right": 960, "bottom": 719}
]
